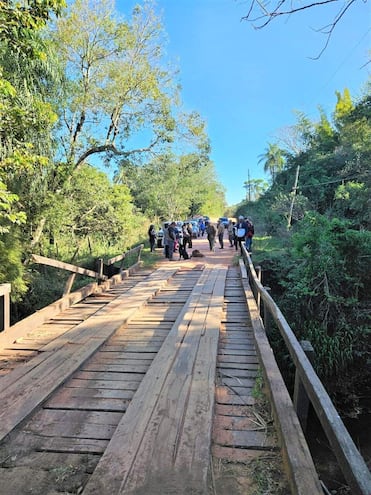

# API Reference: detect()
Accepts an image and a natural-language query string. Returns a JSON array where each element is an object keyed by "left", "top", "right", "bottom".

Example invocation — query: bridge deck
[{"left": 0, "top": 239, "right": 319, "bottom": 495}]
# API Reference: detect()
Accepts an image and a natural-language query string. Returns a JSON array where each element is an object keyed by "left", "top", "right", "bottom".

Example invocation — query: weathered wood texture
[
  {"left": 82, "top": 267, "right": 227, "bottom": 495},
  {"left": 241, "top": 272, "right": 325, "bottom": 495},
  {"left": 31, "top": 254, "right": 107, "bottom": 280},
  {"left": 0, "top": 266, "right": 204, "bottom": 495},
  {"left": 0, "top": 267, "right": 178, "bottom": 442},
  {"left": 0, "top": 265, "right": 141, "bottom": 351},
  {"left": 212, "top": 266, "right": 278, "bottom": 466}
]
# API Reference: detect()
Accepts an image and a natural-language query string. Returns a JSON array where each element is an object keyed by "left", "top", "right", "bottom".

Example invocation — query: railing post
[
  {"left": 97, "top": 258, "right": 104, "bottom": 280},
  {"left": 293, "top": 340, "right": 315, "bottom": 432},
  {"left": 263, "top": 286, "right": 271, "bottom": 335},
  {"left": 256, "top": 265, "right": 262, "bottom": 313},
  {"left": 0, "top": 283, "right": 11, "bottom": 332},
  {"left": 63, "top": 273, "right": 76, "bottom": 296}
]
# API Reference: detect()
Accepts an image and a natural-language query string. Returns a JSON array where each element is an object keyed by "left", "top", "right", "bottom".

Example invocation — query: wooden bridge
[{"left": 0, "top": 239, "right": 369, "bottom": 495}]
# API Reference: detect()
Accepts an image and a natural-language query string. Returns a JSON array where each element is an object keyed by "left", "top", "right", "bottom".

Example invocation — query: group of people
[
  {"left": 204, "top": 217, "right": 254, "bottom": 253},
  {"left": 148, "top": 221, "right": 194, "bottom": 261},
  {"left": 148, "top": 215, "right": 254, "bottom": 260}
]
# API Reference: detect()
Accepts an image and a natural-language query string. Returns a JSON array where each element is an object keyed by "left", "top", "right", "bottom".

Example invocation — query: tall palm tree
[{"left": 258, "top": 143, "right": 285, "bottom": 182}]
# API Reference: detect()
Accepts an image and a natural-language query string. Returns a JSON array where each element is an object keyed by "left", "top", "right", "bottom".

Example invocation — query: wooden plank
[
  {"left": 213, "top": 428, "right": 276, "bottom": 449},
  {"left": 80, "top": 363, "right": 150, "bottom": 373},
  {"left": 82, "top": 267, "right": 226, "bottom": 495},
  {"left": 0, "top": 266, "right": 179, "bottom": 441},
  {"left": 219, "top": 377, "right": 256, "bottom": 389},
  {"left": 212, "top": 445, "right": 269, "bottom": 462},
  {"left": 36, "top": 437, "right": 109, "bottom": 454},
  {"left": 213, "top": 414, "right": 261, "bottom": 431},
  {"left": 51, "top": 386, "right": 135, "bottom": 401},
  {"left": 29, "top": 408, "right": 122, "bottom": 426},
  {"left": 217, "top": 354, "right": 259, "bottom": 364},
  {"left": 174, "top": 268, "right": 227, "bottom": 483},
  {"left": 67, "top": 378, "right": 140, "bottom": 390},
  {"left": 45, "top": 396, "right": 129, "bottom": 412},
  {"left": 218, "top": 368, "right": 258, "bottom": 379},
  {"left": 25, "top": 418, "right": 118, "bottom": 440},
  {"left": 214, "top": 404, "right": 257, "bottom": 416},
  {"left": 217, "top": 361, "right": 259, "bottom": 370},
  {"left": 74, "top": 371, "right": 144, "bottom": 382},
  {"left": 242, "top": 278, "right": 323, "bottom": 495}
]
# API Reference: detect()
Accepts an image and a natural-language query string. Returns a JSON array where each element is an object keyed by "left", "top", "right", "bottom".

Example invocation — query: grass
[{"left": 251, "top": 236, "right": 288, "bottom": 265}]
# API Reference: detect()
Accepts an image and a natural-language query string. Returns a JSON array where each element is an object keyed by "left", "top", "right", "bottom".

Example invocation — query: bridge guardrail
[
  {"left": 240, "top": 245, "right": 371, "bottom": 495},
  {"left": 0, "top": 245, "right": 144, "bottom": 347}
]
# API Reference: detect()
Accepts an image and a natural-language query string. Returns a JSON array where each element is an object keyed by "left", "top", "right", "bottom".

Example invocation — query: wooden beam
[
  {"left": 106, "top": 244, "right": 144, "bottom": 266},
  {"left": 0, "top": 283, "right": 11, "bottom": 332},
  {"left": 31, "top": 254, "right": 107, "bottom": 280},
  {"left": 242, "top": 277, "right": 323, "bottom": 495},
  {"left": 0, "top": 264, "right": 140, "bottom": 351}
]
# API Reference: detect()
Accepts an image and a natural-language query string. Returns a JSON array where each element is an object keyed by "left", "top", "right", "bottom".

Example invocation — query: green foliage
[
  {"left": 41, "top": 164, "right": 143, "bottom": 259},
  {"left": 278, "top": 212, "right": 370, "bottom": 377},
  {"left": 258, "top": 142, "right": 286, "bottom": 182},
  {"left": 237, "top": 87, "right": 370, "bottom": 413},
  {"left": 52, "top": 0, "right": 208, "bottom": 172},
  {"left": 0, "top": 231, "right": 27, "bottom": 300},
  {"left": 119, "top": 153, "right": 226, "bottom": 221}
]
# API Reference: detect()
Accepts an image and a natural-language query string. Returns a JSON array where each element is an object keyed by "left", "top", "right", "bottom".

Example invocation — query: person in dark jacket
[
  {"left": 148, "top": 224, "right": 157, "bottom": 252},
  {"left": 167, "top": 222, "right": 176, "bottom": 260},
  {"left": 244, "top": 218, "right": 254, "bottom": 252},
  {"left": 235, "top": 215, "right": 248, "bottom": 253},
  {"left": 206, "top": 221, "right": 217, "bottom": 252}
]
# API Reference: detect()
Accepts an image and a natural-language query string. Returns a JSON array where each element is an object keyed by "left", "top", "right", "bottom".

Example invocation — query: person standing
[
  {"left": 227, "top": 220, "right": 235, "bottom": 247},
  {"left": 235, "top": 215, "right": 248, "bottom": 253},
  {"left": 167, "top": 221, "right": 176, "bottom": 260},
  {"left": 148, "top": 224, "right": 157, "bottom": 252},
  {"left": 217, "top": 221, "right": 225, "bottom": 249},
  {"left": 163, "top": 222, "right": 170, "bottom": 258},
  {"left": 182, "top": 223, "right": 191, "bottom": 250},
  {"left": 245, "top": 218, "right": 254, "bottom": 252},
  {"left": 187, "top": 223, "right": 193, "bottom": 248},
  {"left": 206, "top": 221, "right": 217, "bottom": 252},
  {"left": 199, "top": 219, "right": 205, "bottom": 237}
]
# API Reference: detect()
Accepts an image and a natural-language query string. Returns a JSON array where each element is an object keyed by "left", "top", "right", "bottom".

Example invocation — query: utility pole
[
  {"left": 288, "top": 165, "right": 300, "bottom": 229},
  {"left": 247, "top": 169, "right": 251, "bottom": 202}
]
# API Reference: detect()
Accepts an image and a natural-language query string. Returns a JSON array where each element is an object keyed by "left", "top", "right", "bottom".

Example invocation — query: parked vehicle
[{"left": 157, "top": 227, "right": 164, "bottom": 248}]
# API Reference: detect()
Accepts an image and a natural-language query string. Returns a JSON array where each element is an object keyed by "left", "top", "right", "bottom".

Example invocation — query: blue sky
[{"left": 122, "top": 0, "right": 370, "bottom": 205}]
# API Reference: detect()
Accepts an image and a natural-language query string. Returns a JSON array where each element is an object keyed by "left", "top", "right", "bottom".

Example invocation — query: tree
[
  {"left": 0, "top": 0, "right": 65, "bottom": 298},
  {"left": 43, "top": 164, "right": 141, "bottom": 258},
  {"left": 0, "top": 0, "right": 65, "bottom": 51},
  {"left": 258, "top": 143, "right": 285, "bottom": 182},
  {"left": 279, "top": 213, "right": 370, "bottom": 384},
  {"left": 52, "top": 0, "right": 208, "bottom": 173},
  {"left": 241, "top": 0, "right": 364, "bottom": 58},
  {"left": 243, "top": 178, "right": 268, "bottom": 202},
  {"left": 122, "top": 152, "right": 225, "bottom": 221}
]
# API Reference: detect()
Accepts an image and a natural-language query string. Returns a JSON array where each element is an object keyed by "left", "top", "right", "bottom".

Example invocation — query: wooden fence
[
  {"left": 0, "top": 245, "right": 144, "bottom": 346},
  {"left": 240, "top": 246, "right": 371, "bottom": 495}
]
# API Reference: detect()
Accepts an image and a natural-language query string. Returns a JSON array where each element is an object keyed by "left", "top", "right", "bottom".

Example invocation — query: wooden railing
[
  {"left": 98, "top": 243, "right": 144, "bottom": 278},
  {"left": 240, "top": 246, "right": 371, "bottom": 495},
  {"left": 0, "top": 245, "right": 144, "bottom": 347}
]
